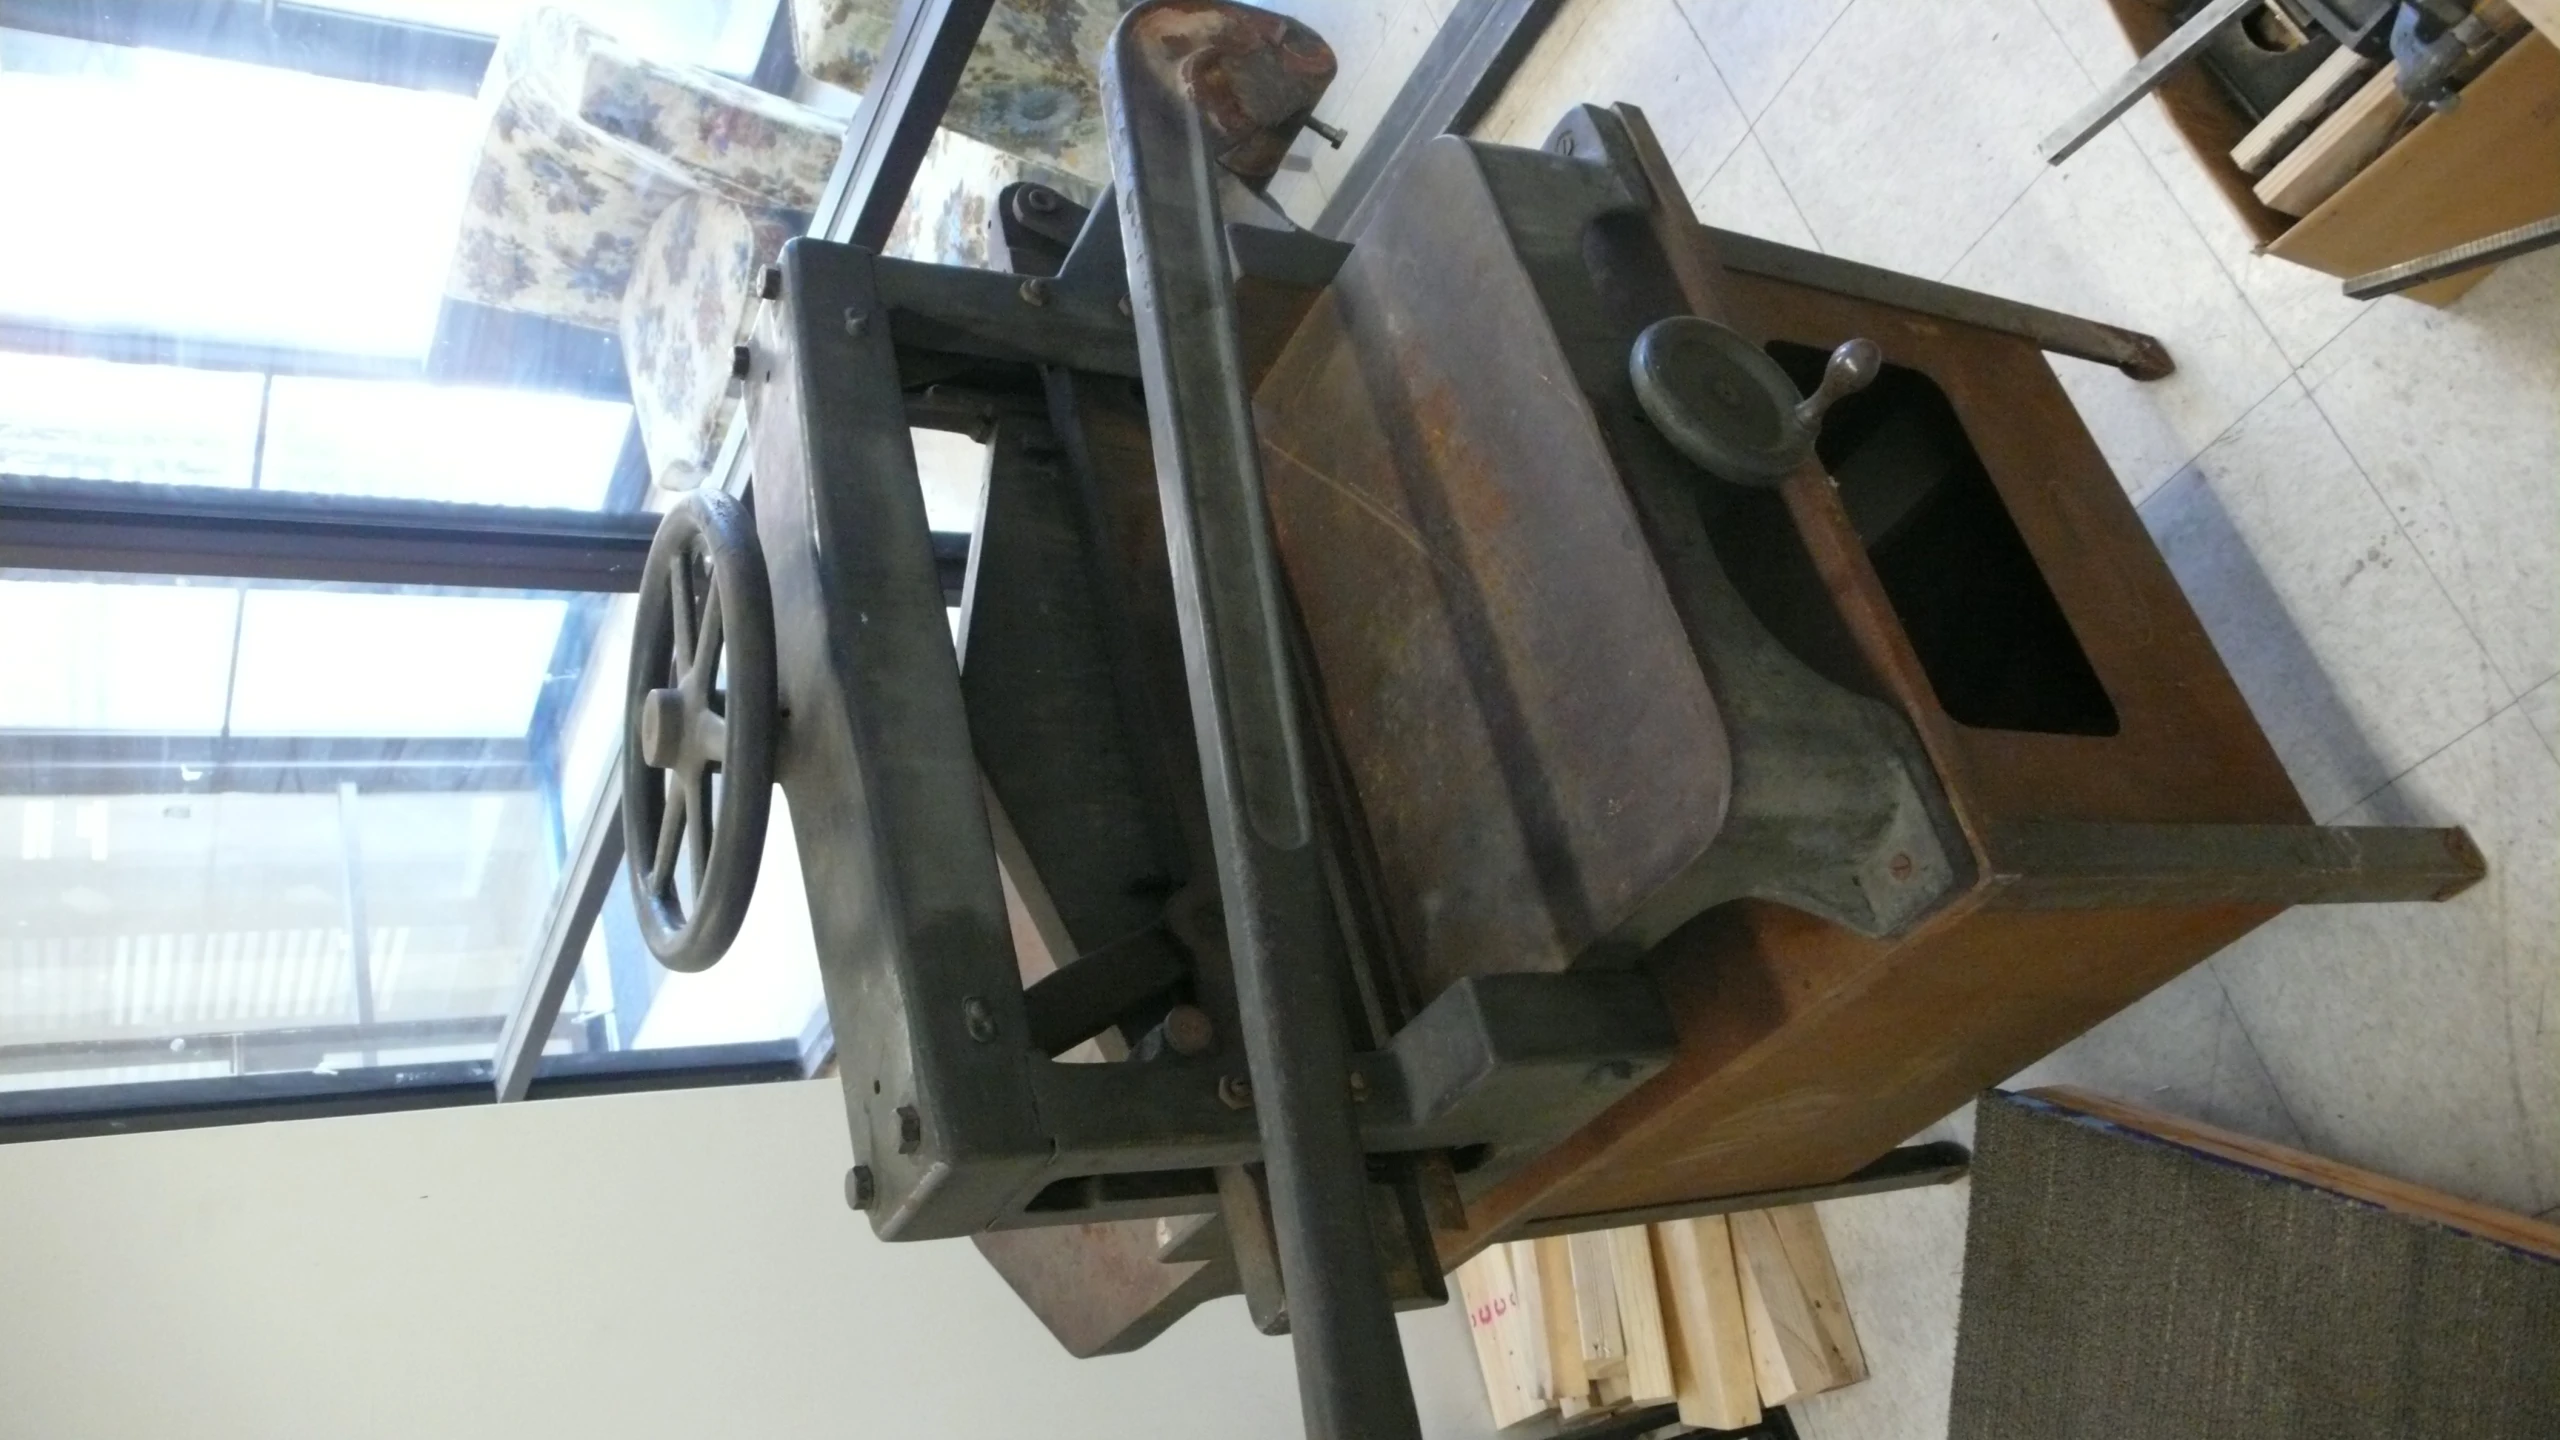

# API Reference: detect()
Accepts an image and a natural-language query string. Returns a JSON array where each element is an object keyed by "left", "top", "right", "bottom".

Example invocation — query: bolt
[
  {"left": 1301, "top": 114, "right": 1348, "bottom": 149},
  {"left": 895, "top": 1105, "right": 922, "bottom": 1154},
  {"left": 844, "top": 1164, "right": 876, "bottom": 1211},
  {"left": 1888, "top": 852, "right": 1915, "bottom": 882},
  {"left": 1585, "top": 1059, "right": 1636, "bottom": 1087},
  {"left": 729, "top": 343, "right": 752, "bottom": 381},
  {"left": 1018, "top": 277, "right": 1051, "bottom": 307},
  {"left": 757, "top": 264, "right": 782, "bottom": 300},
  {"left": 1022, "top": 184, "right": 1058, "bottom": 214},
  {"left": 844, "top": 307, "right": 869, "bottom": 337},
  {"left": 1162, "top": 1003, "right": 1215, "bottom": 1057},
  {"left": 1347, "top": 1070, "right": 1369, "bottom": 1103},
  {"left": 1217, "top": 1074, "right": 1253, "bottom": 1110},
  {"left": 1553, "top": 131, "right": 1577, "bottom": 156},
  {"left": 962, "top": 995, "right": 997, "bottom": 1043}
]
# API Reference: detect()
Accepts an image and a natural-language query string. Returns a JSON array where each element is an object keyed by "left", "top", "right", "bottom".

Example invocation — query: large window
[{"left": 0, "top": 0, "right": 820, "bottom": 1126}]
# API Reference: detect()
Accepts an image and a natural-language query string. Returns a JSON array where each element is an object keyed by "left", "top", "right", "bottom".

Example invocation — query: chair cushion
[
  {"left": 619, "top": 193, "right": 795, "bottom": 491},
  {"left": 448, "top": 7, "right": 840, "bottom": 330},
  {"left": 790, "top": 0, "right": 1126, "bottom": 181}
]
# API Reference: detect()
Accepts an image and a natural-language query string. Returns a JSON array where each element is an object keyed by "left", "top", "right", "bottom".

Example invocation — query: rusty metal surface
[
  {"left": 1111, "top": 0, "right": 1337, "bottom": 183},
  {"left": 974, "top": 1221, "right": 1237, "bottom": 1357},
  {"left": 1253, "top": 140, "right": 1735, "bottom": 1003}
]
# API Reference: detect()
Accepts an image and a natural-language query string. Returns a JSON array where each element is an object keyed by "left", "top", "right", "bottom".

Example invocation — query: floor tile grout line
[
  {"left": 1734, "top": 0, "right": 1864, "bottom": 130},
  {"left": 2320, "top": 689, "right": 2531, "bottom": 824},
  {"left": 2127, "top": 363, "right": 2295, "bottom": 516},
  {"left": 2205, "top": 958, "right": 2313, "bottom": 1147},
  {"left": 2297, "top": 372, "right": 2528, "bottom": 704}
]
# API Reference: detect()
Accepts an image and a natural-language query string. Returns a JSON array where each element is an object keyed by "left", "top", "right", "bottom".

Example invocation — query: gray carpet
[{"left": 1948, "top": 1090, "right": 2560, "bottom": 1439}]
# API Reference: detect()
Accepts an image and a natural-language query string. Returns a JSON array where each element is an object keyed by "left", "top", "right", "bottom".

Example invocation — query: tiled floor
[{"left": 1254, "top": 1, "right": 2559, "bottom": 1435}]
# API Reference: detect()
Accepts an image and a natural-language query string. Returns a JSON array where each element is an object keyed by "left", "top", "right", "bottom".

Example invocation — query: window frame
[{"left": 0, "top": 0, "right": 996, "bottom": 1136}]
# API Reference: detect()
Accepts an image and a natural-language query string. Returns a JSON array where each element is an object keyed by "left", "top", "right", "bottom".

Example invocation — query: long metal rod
[
  {"left": 335, "top": 782, "right": 379, "bottom": 1067},
  {"left": 1502, "top": 1142, "right": 1974, "bottom": 1241},
  {"left": 1106, "top": 9, "right": 1420, "bottom": 1438},
  {"left": 1707, "top": 228, "right": 2176, "bottom": 379},
  {"left": 2038, "top": 0, "right": 2258, "bottom": 164},
  {"left": 2342, "top": 213, "right": 2560, "bottom": 298},
  {"left": 493, "top": 775, "right": 626, "bottom": 1102}
]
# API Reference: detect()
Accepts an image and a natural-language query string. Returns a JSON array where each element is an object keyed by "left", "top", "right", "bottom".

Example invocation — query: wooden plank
[
  {"left": 1653, "top": 1217, "right": 1762, "bottom": 1431},
  {"left": 1731, "top": 1206, "right": 1867, "bottom": 1404},
  {"left": 2256, "top": 61, "right": 2408, "bottom": 216},
  {"left": 2271, "top": 34, "right": 2560, "bottom": 304},
  {"left": 1455, "top": 1245, "right": 1553, "bottom": 1428},
  {"left": 1566, "top": 1230, "right": 1627, "bottom": 1379},
  {"left": 1503, "top": 1240, "right": 1554, "bottom": 1407},
  {"left": 2026, "top": 1087, "right": 2560, "bottom": 1261},
  {"left": 1606, "top": 1227, "right": 1677, "bottom": 1404},
  {"left": 1533, "top": 1236, "right": 1592, "bottom": 1421},
  {"left": 2231, "top": 45, "right": 2380, "bottom": 175}
]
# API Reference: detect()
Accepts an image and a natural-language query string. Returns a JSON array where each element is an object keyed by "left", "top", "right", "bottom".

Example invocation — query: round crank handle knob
[{"left": 1792, "top": 337, "right": 1882, "bottom": 436}]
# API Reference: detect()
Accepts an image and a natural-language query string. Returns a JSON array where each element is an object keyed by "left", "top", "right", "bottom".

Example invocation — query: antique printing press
[{"left": 617, "top": 4, "right": 2484, "bottom": 1433}]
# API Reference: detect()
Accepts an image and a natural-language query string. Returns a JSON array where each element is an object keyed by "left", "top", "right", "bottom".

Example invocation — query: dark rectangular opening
[{"left": 1769, "top": 342, "right": 2118, "bottom": 737}]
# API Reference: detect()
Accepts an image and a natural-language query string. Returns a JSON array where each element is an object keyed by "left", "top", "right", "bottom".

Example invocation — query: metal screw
[
  {"left": 1022, "top": 184, "right": 1059, "bottom": 213},
  {"left": 844, "top": 307, "right": 869, "bottom": 337},
  {"left": 1301, "top": 114, "right": 1348, "bottom": 149},
  {"left": 1217, "top": 1074, "right": 1253, "bottom": 1110},
  {"left": 845, "top": 1164, "right": 876, "bottom": 1211},
  {"left": 757, "top": 264, "right": 782, "bottom": 300},
  {"left": 895, "top": 1105, "right": 923, "bottom": 1154},
  {"left": 1347, "top": 1070, "right": 1369, "bottom": 1103},
  {"left": 1162, "top": 1003, "right": 1216, "bottom": 1057},
  {"left": 962, "top": 995, "right": 997, "bottom": 1043},
  {"left": 729, "top": 343, "right": 752, "bottom": 381},
  {"left": 1553, "top": 131, "right": 1577, "bottom": 156},
  {"left": 1018, "top": 277, "right": 1051, "bottom": 307},
  {"left": 1888, "top": 852, "right": 1914, "bottom": 882},
  {"left": 1585, "top": 1059, "right": 1635, "bottom": 1087}
]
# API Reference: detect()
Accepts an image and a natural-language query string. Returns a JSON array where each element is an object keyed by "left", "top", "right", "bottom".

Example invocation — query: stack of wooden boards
[
  {"left": 1454, "top": 1206, "right": 1866, "bottom": 1433},
  {"left": 2238, "top": 2, "right": 2537, "bottom": 217},
  {"left": 2101, "top": 0, "right": 2560, "bottom": 303}
]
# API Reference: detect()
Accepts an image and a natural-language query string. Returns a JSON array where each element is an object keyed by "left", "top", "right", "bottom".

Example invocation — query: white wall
[{"left": 0, "top": 1078, "right": 1495, "bottom": 1440}]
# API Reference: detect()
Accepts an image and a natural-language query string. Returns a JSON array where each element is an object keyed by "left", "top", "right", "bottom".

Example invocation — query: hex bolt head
[
  {"left": 1585, "top": 1059, "right": 1636, "bottom": 1087},
  {"left": 1018, "top": 277, "right": 1051, "bottom": 307},
  {"left": 962, "top": 995, "right": 997, "bottom": 1043},
  {"left": 757, "top": 264, "right": 782, "bottom": 301},
  {"left": 1161, "top": 1003, "right": 1216, "bottom": 1057},
  {"left": 1217, "top": 1074, "right": 1253, "bottom": 1110},
  {"left": 729, "top": 343, "right": 752, "bottom": 381},
  {"left": 1022, "top": 184, "right": 1058, "bottom": 213},
  {"left": 895, "top": 1105, "right": 922, "bottom": 1154},
  {"left": 844, "top": 1164, "right": 876, "bottom": 1211},
  {"left": 637, "top": 687, "right": 687, "bottom": 768}
]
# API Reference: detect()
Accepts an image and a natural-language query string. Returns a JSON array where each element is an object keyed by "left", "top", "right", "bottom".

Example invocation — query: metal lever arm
[{"left": 1103, "top": 6, "right": 1422, "bottom": 1440}]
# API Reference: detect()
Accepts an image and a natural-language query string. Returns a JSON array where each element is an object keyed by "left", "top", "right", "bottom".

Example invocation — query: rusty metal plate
[{"left": 1253, "top": 137, "right": 1731, "bottom": 1004}]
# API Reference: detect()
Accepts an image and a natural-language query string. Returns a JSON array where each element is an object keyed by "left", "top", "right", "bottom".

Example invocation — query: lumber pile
[
  {"left": 2241, "top": 4, "right": 2532, "bottom": 218},
  {"left": 1455, "top": 1205, "right": 1865, "bottom": 1432}
]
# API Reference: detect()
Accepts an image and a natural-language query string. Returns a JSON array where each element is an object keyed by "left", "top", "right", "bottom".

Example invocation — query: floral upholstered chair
[
  {"left": 445, "top": 7, "right": 842, "bottom": 331},
  {"left": 789, "top": 0, "right": 1130, "bottom": 183},
  {"left": 452, "top": 6, "right": 1102, "bottom": 491}
]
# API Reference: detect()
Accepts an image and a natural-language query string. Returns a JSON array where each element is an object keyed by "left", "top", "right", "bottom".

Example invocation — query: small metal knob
[{"left": 1792, "top": 337, "right": 1881, "bottom": 436}]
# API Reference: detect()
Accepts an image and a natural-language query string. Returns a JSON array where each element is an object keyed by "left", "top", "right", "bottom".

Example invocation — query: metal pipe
[{"left": 1103, "top": 7, "right": 1421, "bottom": 1438}]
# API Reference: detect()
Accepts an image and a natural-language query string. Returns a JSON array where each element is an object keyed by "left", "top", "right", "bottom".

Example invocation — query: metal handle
[{"left": 1792, "top": 336, "right": 1882, "bottom": 436}]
